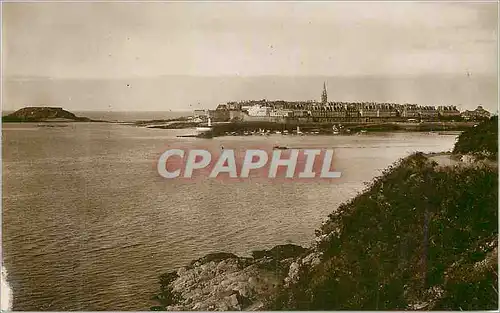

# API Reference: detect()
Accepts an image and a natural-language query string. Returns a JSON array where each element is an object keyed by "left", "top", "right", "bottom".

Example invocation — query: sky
[{"left": 2, "top": 1, "right": 498, "bottom": 111}]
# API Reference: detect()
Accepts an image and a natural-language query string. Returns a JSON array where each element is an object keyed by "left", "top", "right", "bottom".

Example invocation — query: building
[
  {"left": 229, "top": 109, "right": 246, "bottom": 122},
  {"left": 193, "top": 109, "right": 208, "bottom": 118},
  {"left": 321, "top": 82, "right": 328, "bottom": 104},
  {"left": 269, "top": 109, "right": 293, "bottom": 117},
  {"left": 437, "top": 106, "right": 461, "bottom": 118},
  {"left": 359, "top": 104, "right": 380, "bottom": 118},
  {"left": 241, "top": 105, "right": 253, "bottom": 112},
  {"left": 461, "top": 105, "right": 491, "bottom": 120},
  {"left": 226, "top": 102, "right": 242, "bottom": 110},
  {"left": 247, "top": 105, "right": 271, "bottom": 117},
  {"left": 401, "top": 104, "right": 421, "bottom": 119},
  {"left": 216, "top": 104, "right": 229, "bottom": 110},
  {"left": 208, "top": 109, "right": 230, "bottom": 122},
  {"left": 291, "top": 110, "right": 309, "bottom": 118},
  {"left": 378, "top": 104, "right": 399, "bottom": 118},
  {"left": 419, "top": 106, "right": 439, "bottom": 120}
]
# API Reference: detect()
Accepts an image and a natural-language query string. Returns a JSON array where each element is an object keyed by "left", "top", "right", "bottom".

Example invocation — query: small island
[{"left": 2, "top": 107, "right": 92, "bottom": 123}]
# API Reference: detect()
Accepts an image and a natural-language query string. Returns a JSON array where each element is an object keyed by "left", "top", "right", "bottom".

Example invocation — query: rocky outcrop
[
  {"left": 2, "top": 107, "right": 91, "bottom": 122},
  {"left": 151, "top": 245, "right": 307, "bottom": 311}
]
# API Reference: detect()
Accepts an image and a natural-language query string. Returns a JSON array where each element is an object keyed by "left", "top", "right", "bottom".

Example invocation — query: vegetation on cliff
[
  {"left": 2, "top": 107, "right": 91, "bottom": 122},
  {"left": 272, "top": 152, "right": 497, "bottom": 310},
  {"left": 453, "top": 115, "right": 498, "bottom": 160}
]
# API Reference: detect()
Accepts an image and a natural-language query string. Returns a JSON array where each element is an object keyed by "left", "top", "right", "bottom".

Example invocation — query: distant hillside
[{"left": 2, "top": 107, "right": 91, "bottom": 122}]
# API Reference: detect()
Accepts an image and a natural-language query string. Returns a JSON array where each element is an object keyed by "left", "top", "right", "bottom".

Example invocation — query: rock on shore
[{"left": 151, "top": 245, "right": 308, "bottom": 311}]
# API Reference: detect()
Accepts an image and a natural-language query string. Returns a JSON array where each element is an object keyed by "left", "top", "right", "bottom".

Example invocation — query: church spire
[{"left": 321, "top": 81, "right": 328, "bottom": 104}]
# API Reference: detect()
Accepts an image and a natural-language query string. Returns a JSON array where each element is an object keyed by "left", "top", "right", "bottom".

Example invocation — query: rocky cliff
[
  {"left": 150, "top": 245, "right": 309, "bottom": 311},
  {"left": 152, "top": 117, "right": 498, "bottom": 311},
  {"left": 2, "top": 107, "right": 91, "bottom": 122}
]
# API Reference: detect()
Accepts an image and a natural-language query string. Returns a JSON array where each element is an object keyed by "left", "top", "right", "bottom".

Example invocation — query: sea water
[{"left": 2, "top": 122, "right": 458, "bottom": 310}]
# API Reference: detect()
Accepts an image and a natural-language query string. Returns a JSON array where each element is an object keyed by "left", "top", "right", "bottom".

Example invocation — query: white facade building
[{"left": 247, "top": 105, "right": 270, "bottom": 117}]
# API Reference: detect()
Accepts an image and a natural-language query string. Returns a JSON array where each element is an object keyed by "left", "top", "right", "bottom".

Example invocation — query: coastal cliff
[
  {"left": 152, "top": 117, "right": 498, "bottom": 311},
  {"left": 151, "top": 246, "right": 308, "bottom": 311},
  {"left": 2, "top": 107, "right": 91, "bottom": 122}
]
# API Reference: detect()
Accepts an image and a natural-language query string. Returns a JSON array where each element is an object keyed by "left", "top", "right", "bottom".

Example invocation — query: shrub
[
  {"left": 273, "top": 153, "right": 498, "bottom": 310},
  {"left": 453, "top": 116, "right": 498, "bottom": 160}
]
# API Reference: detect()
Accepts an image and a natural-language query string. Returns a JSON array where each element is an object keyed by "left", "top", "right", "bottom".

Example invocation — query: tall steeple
[{"left": 321, "top": 81, "right": 328, "bottom": 104}]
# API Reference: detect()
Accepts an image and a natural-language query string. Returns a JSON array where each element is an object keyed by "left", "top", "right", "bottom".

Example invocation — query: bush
[
  {"left": 272, "top": 153, "right": 498, "bottom": 310},
  {"left": 453, "top": 116, "right": 498, "bottom": 160}
]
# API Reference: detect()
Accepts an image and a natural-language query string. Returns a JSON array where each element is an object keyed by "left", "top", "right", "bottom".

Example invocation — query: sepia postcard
[{"left": 1, "top": 1, "right": 498, "bottom": 311}]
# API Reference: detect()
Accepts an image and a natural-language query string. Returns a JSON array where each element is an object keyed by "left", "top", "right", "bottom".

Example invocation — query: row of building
[
  {"left": 193, "top": 83, "right": 492, "bottom": 123},
  {"left": 195, "top": 102, "right": 491, "bottom": 123}
]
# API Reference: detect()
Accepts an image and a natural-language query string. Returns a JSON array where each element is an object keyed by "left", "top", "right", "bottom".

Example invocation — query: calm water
[
  {"left": 73, "top": 111, "right": 192, "bottom": 122},
  {"left": 2, "top": 122, "right": 458, "bottom": 310}
]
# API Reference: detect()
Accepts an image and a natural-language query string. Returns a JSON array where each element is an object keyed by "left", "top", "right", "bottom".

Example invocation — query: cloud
[{"left": 2, "top": 2, "right": 497, "bottom": 78}]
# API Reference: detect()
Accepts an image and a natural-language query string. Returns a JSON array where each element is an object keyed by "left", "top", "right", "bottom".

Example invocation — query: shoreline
[
  {"left": 143, "top": 120, "right": 476, "bottom": 138},
  {"left": 150, "top": 117, "right": 497, "bottom": 311}
]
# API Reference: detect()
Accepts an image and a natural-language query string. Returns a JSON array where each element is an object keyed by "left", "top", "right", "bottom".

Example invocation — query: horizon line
[{"left": 3, "top": 72, "right": 497, "bottom": 80}]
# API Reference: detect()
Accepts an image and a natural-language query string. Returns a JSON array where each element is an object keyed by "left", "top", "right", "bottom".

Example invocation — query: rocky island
[
  {"left": 2, "top": 107, "right": 92, "bottom": 122},
  {"left": 151, "top": 116, "right": 498, "bottom": 311}
]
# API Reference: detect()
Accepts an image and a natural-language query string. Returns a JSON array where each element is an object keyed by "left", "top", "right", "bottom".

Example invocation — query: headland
[{"left": 151, "top": 116, "right": 498, "bottom": 311}]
